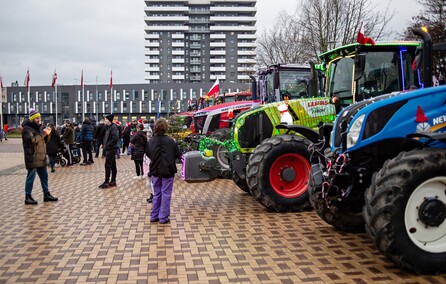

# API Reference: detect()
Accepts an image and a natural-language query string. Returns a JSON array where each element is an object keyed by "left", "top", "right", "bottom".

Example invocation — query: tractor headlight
[{"left": 347, "top": 114, "right": 365, "bottom": 148}]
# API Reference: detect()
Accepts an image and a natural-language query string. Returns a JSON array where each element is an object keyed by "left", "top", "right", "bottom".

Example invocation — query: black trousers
[
  {"left": 104, "top": 149, "right": 117, "bottom": 183},
  {"left": 82, "top": 141, "right": 93, "bottom": 163},
  {"left": 134, "top": 159, "right": 143, "bottom": 176}
]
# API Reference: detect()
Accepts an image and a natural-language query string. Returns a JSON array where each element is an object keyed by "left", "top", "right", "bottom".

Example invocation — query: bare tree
[
  {"left": 256, "top": 0, "right": 394, "bottom": 66},
  {"left": 256, "top": 12, "right": 307, "bottom": 66},
  {"left": 402, "top": 0, "right": 445, "bottom": 42}
]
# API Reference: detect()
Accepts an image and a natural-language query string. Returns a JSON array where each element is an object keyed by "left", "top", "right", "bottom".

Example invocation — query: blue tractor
[{"left": 309, "top": 28, "right": 446, "bottom": 273}]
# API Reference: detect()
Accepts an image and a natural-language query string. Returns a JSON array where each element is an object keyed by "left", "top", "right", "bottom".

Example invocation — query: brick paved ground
[{"left": 0, "top": 152, "right": 445, "bottom": 283}]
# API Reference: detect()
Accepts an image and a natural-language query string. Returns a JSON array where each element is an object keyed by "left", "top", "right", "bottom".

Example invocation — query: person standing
[
  {"left": 131, "top": 123, "right": 147, "bottom": 179},
  {"left": 3, "top": 123, "right": 9, "bottom": 140},
  {"left": 80, "top": 117, "right": 95, "bottom": 165},
  {"left": 122, "top": 122, "right": 131, "bottom": 155},
  {"left": 145, "top": 118, "right": 181, "bottom": 224},
  {"left": 45, "top": 123, "right": 61, "bottom": 173},
  {"left": 22, "top": 109, "right": 58, "bottom": 205},
  {"left": 61, "top": 119, "right": 75, "bottom": 166},
  {"left": 99, "top": 114, "right": 119, "bottom": 189},
  {"left": 94, "top": 120, "right": 106, "bottom": 158}
]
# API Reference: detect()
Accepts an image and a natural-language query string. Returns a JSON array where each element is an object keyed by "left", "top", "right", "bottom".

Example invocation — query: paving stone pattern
[{"left": 0, "top": 154, "right": 445, "bottom": 283}]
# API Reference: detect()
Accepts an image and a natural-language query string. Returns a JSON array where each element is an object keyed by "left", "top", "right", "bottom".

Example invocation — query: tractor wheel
[
  {"left": 246, "top": 135, "right": 312, "bottom": 212},
  {"left": 233, "top": 174, "right": 250, "bottom": 193},
  {"left": 308, "top": 178, "right": 365, "bottom": 232},
  {"left": 364, "top": 149, "right": 446, "bottom": 274},
  {"left": 209, "top": 128, "right": 231, "bottom": 170}
]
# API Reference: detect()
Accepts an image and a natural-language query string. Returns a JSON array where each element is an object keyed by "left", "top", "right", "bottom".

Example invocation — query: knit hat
[
  {"left": 105, "top": 114, "right": 114, "bottom": 122},
  {"left": 29, "top": 109, "right": 41, "bottom": 121}
]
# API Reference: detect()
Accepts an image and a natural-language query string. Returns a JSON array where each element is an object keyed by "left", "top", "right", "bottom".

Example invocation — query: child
[{"left": 143, "top": 154, "right": 154, "bottom": 203}]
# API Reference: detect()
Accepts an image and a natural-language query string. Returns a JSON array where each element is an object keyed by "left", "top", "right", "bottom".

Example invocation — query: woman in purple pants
[{"left": 145, "top": 118, "right": 181, "bottom": 224}]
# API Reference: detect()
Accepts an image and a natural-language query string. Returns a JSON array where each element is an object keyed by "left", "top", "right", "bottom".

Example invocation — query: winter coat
[
  {"left": 130, "top": 130, "right": 147, "bottom": 161},
  {"left": 80, "top": 120, "right": 95, "bottom": 142},
  {"left": 46, "top": 131, "right": 62, "bottom": 155},
  {"left": 145, "top": 133, "right": 181, "bottom": 178},
  {"left": 122, "top": 126, "right": 131, "bottom": 143},
  {"left": 22, "top": 119, "right": 48, "bottom": 169},
  {"left": 94, "top": 123, "right": 106, "bottom": 143},
  {"left": 62, "top": 124, "right": 75, "bottom": 145},
  {"left": 103, "top": 123, "right": 119, "bottom": 151}
]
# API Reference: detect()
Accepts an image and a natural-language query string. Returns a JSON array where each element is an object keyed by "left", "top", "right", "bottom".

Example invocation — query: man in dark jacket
[
  {"left": 145, "top": 118, "right": 181, "bottom": 224},
  {"left": 22, "top": 109, "right": 58, "bottom": 205},
  {"left": 61, "top": 119, "right": 75, "bottom": 166},
  {"left": 80, "top": 117, "right": 95, "bottom": 165},
  {"left": 94, "top": 120, "right": 106, "bottom": 158},
  {"left": 99, "top": 114, "right": 119, "bottom": 189}
]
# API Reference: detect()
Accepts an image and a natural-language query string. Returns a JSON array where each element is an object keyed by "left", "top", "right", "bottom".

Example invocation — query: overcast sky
[{"left": 0, "top": 0, "right": 421, "bottom": 87}]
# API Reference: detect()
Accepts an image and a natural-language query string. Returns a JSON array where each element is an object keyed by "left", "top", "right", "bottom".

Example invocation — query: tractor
[{"left": 309, "top": 27, "right": 446, "bottom": 273}]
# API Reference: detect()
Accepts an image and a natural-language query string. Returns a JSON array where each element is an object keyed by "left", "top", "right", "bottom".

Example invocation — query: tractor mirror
[{"left": 354, "top": 54, "right": 365, "bottom": 81}]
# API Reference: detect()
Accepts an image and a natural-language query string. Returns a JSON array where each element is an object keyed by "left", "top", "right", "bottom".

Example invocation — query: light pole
[{"left": 96, "top": 76, "right": 99, "bottom": 122}]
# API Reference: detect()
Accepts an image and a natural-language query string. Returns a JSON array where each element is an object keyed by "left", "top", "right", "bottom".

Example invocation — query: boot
[
  {"left": 44, "top": 192, "right": 58, "bottom": 202},
  {"left": 51, "top": 167, "right": 55, "bottom": 173},
  {"left": 147, "top": 193, "right": 153, "bottom": 203},
  {"left": 25, "top": 194, "right": 38, "bottom": 205}
]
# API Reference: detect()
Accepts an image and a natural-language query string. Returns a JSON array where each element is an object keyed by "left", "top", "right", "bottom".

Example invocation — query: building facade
[
  {"left": 0, "top": 81, "right": 249, "bottom": 127},
  {"left": 144, "top": 0, "right": 257, "bottom": 84}
]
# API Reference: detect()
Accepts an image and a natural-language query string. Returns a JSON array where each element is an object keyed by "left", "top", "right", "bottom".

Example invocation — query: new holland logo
[{"left": 415, "top": 105, "right": 431, "bottom": 134}]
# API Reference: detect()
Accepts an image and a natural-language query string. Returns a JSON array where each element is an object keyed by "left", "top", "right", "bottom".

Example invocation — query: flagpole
[
  {"left": 82, "top": 81, "right": 85, "bottom": 122},
  {"left": 55, "top": 84, "right": 58, "bottom": 126},
  {"left": 0, "top": 78, "right": 3, "bottom": 130}
]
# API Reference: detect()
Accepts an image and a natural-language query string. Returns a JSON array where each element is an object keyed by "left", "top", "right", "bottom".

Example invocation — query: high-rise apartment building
[{"left": 144, "top": 0, "right": 257, "bottom": 84}]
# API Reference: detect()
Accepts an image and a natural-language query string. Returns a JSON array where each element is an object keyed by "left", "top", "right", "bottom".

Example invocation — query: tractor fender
[{"left": 275, "top": 124, "right": 319, "bottom": 144}]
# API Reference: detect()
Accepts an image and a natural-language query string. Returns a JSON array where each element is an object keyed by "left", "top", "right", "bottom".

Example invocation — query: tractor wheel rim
[
  {"left": 216, "top": 145, "right": 230, "bottom": 169},
  {"left": 405, "top": 177, "right": 446, "bottom": 253},
  {"left": 269, "top": 153, "right": 310, "bottom": 198}
]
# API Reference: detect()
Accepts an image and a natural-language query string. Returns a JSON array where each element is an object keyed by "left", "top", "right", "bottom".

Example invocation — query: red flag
[
  {"left": 24, "top": 69, "right": 30, "bottom": 88},
  {"left": 357, "top": 22, "right": 375, "bottom": 45},
  {"left": 206, "top": 78, "right": 220, "bottom": 98},
  {"left": 81, "top": 69, "right": 84, "bottom": 88},
  {"left": 52, "top": 69, "right": 57, "bottom": 88},
  {"left": 110, "top": 69, "right": 113, "bottom": 90}
]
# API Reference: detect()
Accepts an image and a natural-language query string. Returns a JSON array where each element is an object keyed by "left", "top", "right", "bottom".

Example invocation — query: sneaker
[
  {"left": 146, "top": 194, "right": 153, "bottom": 203},
  {"left": 108, "top": 182, "right": 117, "bottom": 187},
  {"left": 98, "top": 182, "right": 109, "bottom": 189},
  {"left": 133, "top": 176, "right": 141, "bottom": 180},
  {"left": 150, "top": 218, "right": 159, "bottom": 223},
  {"left": 51, "top": 168, "right": 55, "bottom": 173}
]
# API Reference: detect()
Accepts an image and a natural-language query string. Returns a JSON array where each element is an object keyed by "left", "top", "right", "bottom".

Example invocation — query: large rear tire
[
  {"left": 246, "top": 135, "right": 312, "bottom": 212},
  {"left": 364, "top": 149, "right": 446, "bottom": 274}
]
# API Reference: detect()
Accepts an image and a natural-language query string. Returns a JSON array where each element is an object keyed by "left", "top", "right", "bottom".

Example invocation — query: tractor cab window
[
  {"left": 279, "top": 70, "right": 309, "bottom": 99},
  {"left": 328, "top": 57, "right": 354, "bottom": 104},
  {"left": 194, "top": 116, "right": 206, "bottom": 134}
]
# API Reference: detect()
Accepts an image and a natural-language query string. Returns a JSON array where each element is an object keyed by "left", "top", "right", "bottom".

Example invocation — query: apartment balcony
[
  {"left": 190, "top": 68, "right": 201, "bottom": 73},
  {"left": 189, "top": 27, "right": 210, "bottom": 33},
  {"left": 190, "top": 75, "right": 201, "bottom": 81},
  {"left": 190, "top": 60, "right": 201, "bottom": 65},
  {"left": 210, "top": 67, "right": 226, "bottom": 72},
  {"left": 237, "top": 42, "right": 256, "bottom": 48},
  {"left": 190, "top": 43, "right": 201, "bottom": 49},
  {"left": 210, "top": 50, "right": 226, "bottom": 56},
  {"left": 145, "top": 26, "right": 188, "bottom": 31},
  {"left": 188, "top": 8, "right": 210, "bottom": 14},
  {"left": 145, "top": 34, "right": 160, "bottom": 39},
  {"left": 144, "top": 16, "right": 189, "bottom": 22},
  {"left": 210, "top": 34, "right": 226, "bottom": 39},
  {"left": 172, "top": 58, "right": 185, "bottom": 63},
  {"left": 172, "top": 75, "right": 185, "bottom": 80},
  {"left": 145, "top": 74, "right": 160, "bottom": 80},
  {"left": 145, "top": 49, "right": 160, "bottom": 55},
  {"left": 210, "top": 26, "right": 256, "bottom": 32},
  {"left": 145, "top": 6, "right": 188, "bottom": 12},
  {"left": 145, "top": 58, "right": 160, "bottom": 63},
  {"left": 237, "top": 34, "right": 256, "bottom": 39},
  {"left": 145, "top": 42, "right": 160, "bottom": 47},
  {"left": 210, "top": 16, "right": 256, "bottom": 23},
  {"left": 210, "top": 42, "right": 226, "bottom": 48},
  {"left": 237, "top": 50, "right": 255, "bottom": 56},
  {"left": 190, "top": 52, "right": 201, "bottom": 57},
  {"left": 172, "top": 33, "right": 185, "bottom": 39},
  {"left": 210, "top": 7, "right": 256, "bottom": 13},
  {"left": 237, "top": 75, "right": 252, "bottom": 80},
  {"left": 172, "top": 42, "right": 185, "bottom": 47},
  {"left": 172, "top": 50, "right": 185, "bottom": 55},
  {"left": 210, "top": 58, "right": 226, "bottom": 64},
  {"left": 146, "top": 67, "right": 160, "bottom": 72},
  {"left": 172, "top": 67, "right": 185, "bottom": 72},
  {"left": 237, "top": 58, "right": 256, "bottom": 64},
  {"left": 238, "top": 66, "right": 255, "bottom": 72}
]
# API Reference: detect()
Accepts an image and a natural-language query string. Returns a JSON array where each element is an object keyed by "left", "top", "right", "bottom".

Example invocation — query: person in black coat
[
  {"left": 145, "top": 118, "right": 182, "bottom": 224},
  {"left": 131, "top": 123, "right": 148, "bottom": 179},
  {"left": 22, "top": 109, "right": 58, "bottom": 205},
  {"left": 94, "top": 120, "right": 106, "bottom": 158},
  {"left": 80, "top": 117, "right": 95, "bottom": 165},
  {"left": 99, "top": 114, "right": 119, "bottom": 189},
  {"left": 45, "top": 123, "right": 61, "bottom": 173},
  {"left": 122, "top": 123, "right": 131, "bottom": 155}
]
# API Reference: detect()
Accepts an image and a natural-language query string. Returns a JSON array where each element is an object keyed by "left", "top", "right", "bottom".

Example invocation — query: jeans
[
  {"left": 48, "top": 154, "right": 56, "bottom": 169},
  {"left": 134, "top": 160, "right": 143, "bottom": 176},
  {"left": 25, "top": 167, "right": 49, "bottom": 195},
  {"left": 150, "top": 176, "right": 174, "bottom": 222}
]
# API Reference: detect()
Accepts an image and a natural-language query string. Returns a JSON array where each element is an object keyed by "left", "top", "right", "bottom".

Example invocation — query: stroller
[{"left": 55, "top": 142, "right": 81, "bottom": 166}]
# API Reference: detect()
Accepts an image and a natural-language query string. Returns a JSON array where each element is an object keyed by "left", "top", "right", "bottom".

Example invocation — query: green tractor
[{"left": 182, "top": 40, "right": 422, "bottom": 211}]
